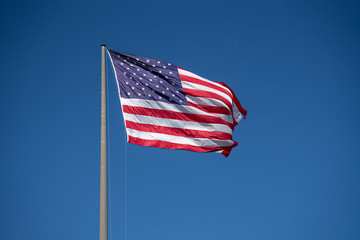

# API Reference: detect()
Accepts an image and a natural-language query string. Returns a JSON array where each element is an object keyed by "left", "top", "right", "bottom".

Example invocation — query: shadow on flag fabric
[{"left": 107, "top": 49, "right": 247, "bottom": 157}]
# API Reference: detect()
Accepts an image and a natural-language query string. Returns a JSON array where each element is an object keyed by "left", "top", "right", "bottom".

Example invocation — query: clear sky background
[{"left": 1, "top": 0, "right": 360, "bottom": 239}]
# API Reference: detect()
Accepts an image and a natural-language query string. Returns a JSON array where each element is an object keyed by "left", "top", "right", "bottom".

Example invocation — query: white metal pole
[{"left": 99, "top": 44, "right": 107, "bottom": 240}]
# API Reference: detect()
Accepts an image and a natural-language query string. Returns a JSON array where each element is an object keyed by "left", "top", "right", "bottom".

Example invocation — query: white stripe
[
  {"left": 178, "top": 68, "right": 232, "bottom": 96},
  {"left": 182, "top": 81, "right": 233, "bottom": 104},
  {"left": 123, "top": 113, "right": 233, "bottom": 134},
  {"left": 232, "top": 102, "right": 242, "bottom": 123},
  {"left": 120, "top": 98, "right": 233, "bottom": 124},
  {"left": 185, "top": 95, "right": 227, "bottom": 108},
  {"left": 127, "top": 128, "right": 234, "bottom": 147}
]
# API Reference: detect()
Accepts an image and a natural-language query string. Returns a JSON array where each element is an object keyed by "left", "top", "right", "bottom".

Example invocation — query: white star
[
  {"left": 140, "top": 77, "right": 143, "bottom": 80},
  {"left": 180, "top": 100, "right": 182, "bottom": 102},
  {"left": 172, "top": 94, "right": 175, "bottom": 97},
  {"left": 159, "top": 96, "right": 162, "bottom": 99},
  {"left": 168, "top": 63, "right": 171, "bottom": 66},
  {"left": 176, "top": 91, "right": 179, "bottom": 93},
  {"left": 136, "top": 58, "right": 139, "bottom": 61},
  {"left": 145, "top": 83, "right": 148, "bottom": 86},
  {"left": 160, "top": 81, "right": 163, "bottom": 83},
  {"left": 157, "top": 61, "right": 160, "bottom": 64},
  {"left": 143, "top": 74, "right": 146, "bottom": 76},
  {"left": 148, "top": 94, "right": 151, "bottom": 97},
  {"left": 170, "top": 72, "right": 172, "bottom": 74},
  {"left": 131, "top": 87, "right": 135, "bottom": 89},
  {"left": 137, "top": 68, "right": 140, "bottom": 71},
  {"left": 133, "top": 73, "right": 136, "bottom": 75},
  {"left": 154, "top": 76, "right": 157, "bottom": 78},
  {"left": 129, "top": 77, "right": 132, "bottom": 79},
  {"left": 166, "top": 87, "right": 169, "bottom": 90},
  {"left": 163, "top": 66, "right": 166, "bottom": 69},
  {"left": 138, "top": 93, "right": 141, "bottom": 96},
  {"left": 136, "top": 83, "right": 139, "bottom": 85},
  {"left": 152, "top": 64, "right": 155, "bottom": 67},
  {"left": 142, "top": 64, "right": 145, "bottom": 66},
  {"left": 124, "top": 72, "right": 127, "bottom": 75},
  {"left": 146, "top": 59, "right": 150, "bottom": 62},
  {"left": 126, "top": 82, "right": 129, "bottom": 84},
  {"left": 130, "top": 64, "right": 133, "bottom": 67},
  {"left": 124, "top": 60, "right": 127, "bottom": 62},
  {"left": 142, "top": 88, "right": 145, "bottom": 90},
  {"left": 159, "top": 70, "right": 162, "bottom": 73},
  {"left": 172, "top": 83, "right": 175, "bottom": 85},
  {"left": 165, "top": 76, "right": 168, "bottom": 79},
  {"left": 126, "top": 67, "right": 130, "bottom": 70},
  {"left": 162, "top": 91, "right": 165, "bottom": 94},
  {"left": 150, "top": 79, "right": 153, "bottom": 81},
  {"left": 120, "top": 63, "right": 124, "bottom": 65},
  {"left": 128, "top": 92, "right": 130, "bottom": 95},
  {"left": 156, "top": 85, "right": 159, "bottom": 88}
]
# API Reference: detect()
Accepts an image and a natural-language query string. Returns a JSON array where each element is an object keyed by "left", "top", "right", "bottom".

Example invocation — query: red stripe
[
  {"left": 232, "top": 116, "right": 238, "bottom": 127},
  {"left": 122, "top": 105, "right": 233, "bottom": 129},
  {"left": 128, "top": 136, "right": 237, "bottom": 157},
  {"left": 216, "top": 82, "right": 247, "bottom": 119},
  {"left": 126, "top": 121, "right": 232, "bottom": 140},
  {"left": 182, "top": 88, "right": 232, "bottom": 110},
  {"left": 179, "top": 73, "right": 233, "bottom": 99},
  {"left": 187, "top": 102, "right": 231, "bottom": 115}
]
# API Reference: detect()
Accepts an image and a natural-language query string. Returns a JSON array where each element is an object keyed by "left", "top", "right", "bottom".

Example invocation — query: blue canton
[{"left": 108, "top": 50, "right": 187, "bottom": 105}]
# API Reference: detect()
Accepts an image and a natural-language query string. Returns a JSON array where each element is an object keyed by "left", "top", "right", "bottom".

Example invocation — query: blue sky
[{"left": 1, "top": 0, "right": 360, "bottom": 239}]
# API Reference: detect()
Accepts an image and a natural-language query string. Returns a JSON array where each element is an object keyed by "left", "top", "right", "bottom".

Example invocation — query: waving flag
[{"left": 107, "top": 49, "right": 247, "bottom": 157}]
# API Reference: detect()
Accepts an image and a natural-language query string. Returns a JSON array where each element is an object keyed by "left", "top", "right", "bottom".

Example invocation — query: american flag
[{"left": 107, "top": 49, "right": 247, "bottom": 157}]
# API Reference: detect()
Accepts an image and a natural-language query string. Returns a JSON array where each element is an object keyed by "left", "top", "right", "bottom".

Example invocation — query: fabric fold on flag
[{"left": 107, "top": 49, "right": 246, "bottom": 157}]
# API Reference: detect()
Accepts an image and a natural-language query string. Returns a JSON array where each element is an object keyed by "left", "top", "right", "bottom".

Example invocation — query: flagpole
[{"left": 100, "top": 44, "right": 107, "bottom": 240}]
